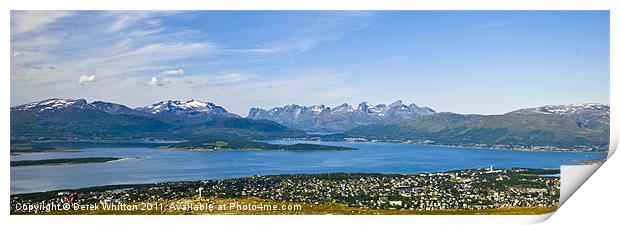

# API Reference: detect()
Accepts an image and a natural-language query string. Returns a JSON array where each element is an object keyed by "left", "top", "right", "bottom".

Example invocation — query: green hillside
[{"left": 346, "top": 112, "right": 609, "bottom": 148}]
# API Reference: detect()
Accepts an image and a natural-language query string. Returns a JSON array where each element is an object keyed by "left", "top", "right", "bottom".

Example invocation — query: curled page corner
[
  {"left": 531, "top": 157, "right": 609, "bottom": 223},
  {"left": 557, "top": 132, "right": 617, "bottom": 208},
  {"left": 540, "top": 141, "right": 616, "bottom": 223},
  {"left": 559, "top": 164, "right": 603, "bottom": 207}
]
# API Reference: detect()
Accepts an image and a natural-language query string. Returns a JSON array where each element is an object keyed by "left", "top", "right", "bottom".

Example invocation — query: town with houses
[{"left": 11, "top": 167, "right": 560, "bottom": 214}]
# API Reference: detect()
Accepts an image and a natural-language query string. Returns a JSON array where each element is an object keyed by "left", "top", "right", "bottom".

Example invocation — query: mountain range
[
  {"left": 10, "top": 99, "right": 610, "bottom": 149},
  {"left": 346, "top": 104, "right": 610, "bottom": 148},
  {"left": 248, "top": 100, "right": 435, "bottom": 132},
  {"left": 10, "top": 98, "right": 304, "bottom": 142}
]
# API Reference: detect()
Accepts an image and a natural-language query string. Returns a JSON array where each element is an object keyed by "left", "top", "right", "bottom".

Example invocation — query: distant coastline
[
  {"left": 564, "top": 158, "right": 606, "bottom": 165},
  {"left": 160, "top": 140, "right": 357, "bottom": 152},
  {"left": 280, "top": 136, "right": 609, "bottom": 153}
]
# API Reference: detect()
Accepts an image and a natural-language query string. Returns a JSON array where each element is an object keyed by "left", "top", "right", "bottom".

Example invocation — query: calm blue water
[{"left": 10, "top": 141, "right": 607, "bottom": 194}]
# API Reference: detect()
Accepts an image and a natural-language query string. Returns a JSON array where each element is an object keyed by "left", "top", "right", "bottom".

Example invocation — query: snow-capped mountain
[
  {"left": 508, "top": 104, "right": 609, "bottom": 116},
  {"left": 135, "top": 99, "right": 240, "bottom": 123},
  {"left": 11, "top": 98, "right": 240, "bottom": 120},
  {"left": 11, "top": 98, "right": 91, "bottom": 113},
  {"left": 136, "top": 99, "right": 233, "bottom": 115},
  {"left": 11, "top": 98, "right": 140, "bottom": 116},
  {"left": 247, "top": 100, "right": 436, "bottom": 132},
  {"left": 508, "top": 104, "right": 610, "bottom": 129}
]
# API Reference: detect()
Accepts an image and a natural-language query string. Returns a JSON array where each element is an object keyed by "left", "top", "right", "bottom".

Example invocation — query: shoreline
[{"left": 277, "top": 138, "right": 609, "bottom": 153}]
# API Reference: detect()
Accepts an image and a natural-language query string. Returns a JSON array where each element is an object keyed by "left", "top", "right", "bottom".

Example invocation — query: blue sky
[{"left": 10, "top": 11, "right": 609, "bottom": 115}]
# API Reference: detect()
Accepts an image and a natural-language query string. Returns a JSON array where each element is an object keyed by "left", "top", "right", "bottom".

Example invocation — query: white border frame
[{"left": 2, "top": 1, "right": 617, "bottom": 225}]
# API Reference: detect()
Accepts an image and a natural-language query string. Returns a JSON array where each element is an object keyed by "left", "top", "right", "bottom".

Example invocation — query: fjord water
[{"left": 10, "top": 141, "right": 606, "bottom": 194}]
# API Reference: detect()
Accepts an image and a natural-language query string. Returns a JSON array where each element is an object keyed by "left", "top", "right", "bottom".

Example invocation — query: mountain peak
[
  {"left": 390, "top": 100, "right": 403, "bottom": 106},
  {"left": 247, "top": 100, "right": 436, "bottom": 132},
  {"left": 310, "top": 105, "right": 328, "bottom": 114},
  {"left": 333, "top": 103, "right": 355, "bottom": 112}
]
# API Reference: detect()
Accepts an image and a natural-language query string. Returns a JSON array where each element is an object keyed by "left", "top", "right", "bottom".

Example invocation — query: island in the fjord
[
  {"left": 162, "top": 140, "right": 357, "bottom": 151},
  {"left": 11, "top": 157, "right": 122, "bottom": 167}
]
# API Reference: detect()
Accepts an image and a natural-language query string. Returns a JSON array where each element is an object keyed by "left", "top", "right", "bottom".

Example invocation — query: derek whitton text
[{"left": 12, "top": 201, "right": 303, "bottom": 214}]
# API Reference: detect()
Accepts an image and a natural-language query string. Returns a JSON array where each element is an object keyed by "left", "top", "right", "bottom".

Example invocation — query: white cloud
[
  {"left": 105, "top": 11, "right": 179, "bottom": 33},
  {"left": 476, "top": 21, "right": 513, "bottom": 30},
  {"left": 243, "top": 12, "right": 374, "bottom": 54},
  {"left": 108, "top": 14, "right": 140, "bottom": 33},
  {"left": 11, "top": 11, "right": 74, "bottom": 35},
  {"left": 147, "top": 77, "right": 169, "bottom": 86},
  {"left": 161, "top": 69, "right": 185, "bottom": 75},
  {"left": 112, "top": 42, "right": 214, "bottom": 60},
  {"left": 13, "top": 34, "right": 59, "bottom": 49},
  {"left": 77, "top": 75, "right": 96, "bottom": 85}
]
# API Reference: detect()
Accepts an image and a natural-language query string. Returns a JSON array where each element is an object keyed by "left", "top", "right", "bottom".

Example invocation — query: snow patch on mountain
[
  {"left": 509, "top": 104, "right": 609, "bottom": 115},
  {"left": 13, "top": 98, "right": 87, "bottom": 113},
  {"left": 137, "top": 100, "right": 225, "bottom": 114},
  {"left": 135, "top": 99, "right": 240, "bottom": 119}
]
